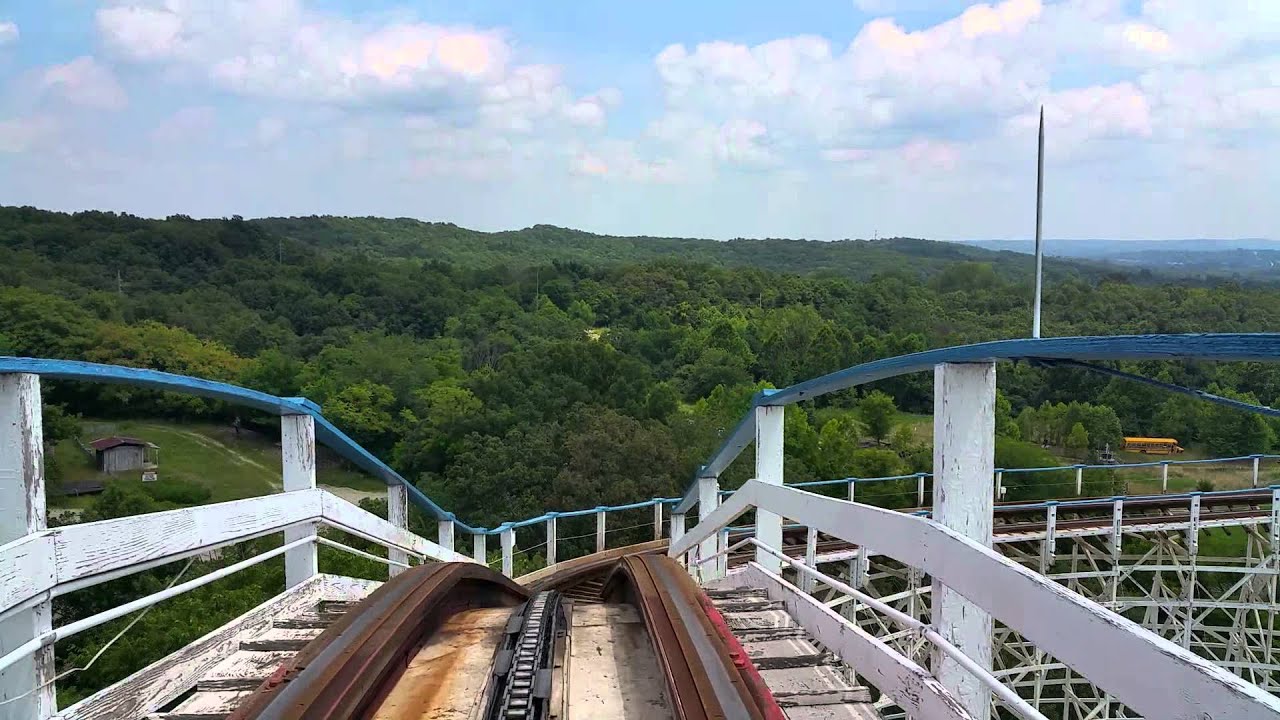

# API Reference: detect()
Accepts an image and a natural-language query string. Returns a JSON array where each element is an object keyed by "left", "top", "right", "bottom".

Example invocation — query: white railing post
[
  {"left": 932, "top": 362, "right": 996, "bottom": 720},
  {"left": 546, "top": 515, "right": 558, "bottom": 567},
  {"left": 1074, "top": 466, "right": 1083, "bottom": 496},
  {"left": 671, "top": 513, "right": 686, "bottom": 548},
  {"left": 801, "top": 526, "right": 818, "bottom": 593},
  {"left": 387, "top": 482, "right": 408, "bottom": 577},
  {"left": 1253, "top": 455, "right": 1261, "bottom": 488},
  {"left": 1041, "top": 502, "right": 1058, "bottom": 575},
  {"left": 652, "top": 499, "right": 664, "bottom": 540},
  {"left": 755, "top": 404, "right": 785, "bottom": 573},
  {"left": 473, "top": 530, "right": 487, "bottom": 565},
  {"left": 848, "top": 478, "right": 856, "bottom": 502},
  {"left": 697, "top": 476, "right": 720, "bottom": 580},
  {"left": 500, "top": 526, "right": 515, "bottom": 577},
  {"left": 0, "top": 373, "right": 54, "bottom": 718},
  {"left": 437, "top": 515, "right": 455, "bottom": 558},
  {"left": 1161, "top": 461, "right": 1169, "bottom": 494},
  {"left": 994, "top": 470, "right": 1003, "bottom": 501},
  {"left": 916, "top": 473, "right": 926, "bottom": 506},
  {"left": 595, "top": 508, "right": 607, "bottom": 553},
  {"left": 281, "top": 414, "right": 318, "bottom": 589}
]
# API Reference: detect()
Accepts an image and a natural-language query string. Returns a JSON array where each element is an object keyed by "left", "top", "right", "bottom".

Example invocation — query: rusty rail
[{"left": 228, "top": 563, "right": 529, "bottom": 720}]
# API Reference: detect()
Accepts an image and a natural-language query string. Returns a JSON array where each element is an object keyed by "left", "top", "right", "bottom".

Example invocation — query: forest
[{"left": 2, "top": 205, "right": 1279, "bottom": 703}]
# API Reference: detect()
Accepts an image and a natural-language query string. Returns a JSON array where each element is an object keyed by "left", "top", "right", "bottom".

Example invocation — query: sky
[{"left": 0, "top": 0, "right": 1276, "bottom": 241}]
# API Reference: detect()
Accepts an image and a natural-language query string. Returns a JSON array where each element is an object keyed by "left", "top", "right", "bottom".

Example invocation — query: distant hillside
[
  {"left": 964, "top": 238, "right": 1280, "bottom": 281},
  {"left": 255, "top": 216, "right": 1099, "bottom": 283}
]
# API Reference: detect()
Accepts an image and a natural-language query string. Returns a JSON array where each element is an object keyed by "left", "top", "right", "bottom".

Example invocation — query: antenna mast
[{"left": 1032, "top": 106, "right": 1045, "bottom": 339}]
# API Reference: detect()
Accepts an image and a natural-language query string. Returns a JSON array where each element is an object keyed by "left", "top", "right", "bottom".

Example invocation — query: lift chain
[{"left": 486, "top": 590, "right": 563, "bottom": 720}]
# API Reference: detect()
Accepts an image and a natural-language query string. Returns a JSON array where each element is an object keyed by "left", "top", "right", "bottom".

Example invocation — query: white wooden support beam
[
  {"left": 717, "top": 529, "right": 729, "bottom": 579},
  {"left": 0, "top": 373, "right": 54, "bottom": 719},
  {"left": 1074, "top": 466, "right": 1083, "bottom": 496},
  {"left": 436, "top": 517, "right": 455, "bottom": 557},
  {"left": 1041, "top": 503, "right": 1058, "bottom": 575},
  {"left": 500, "top": 527, "right": 515, "bottom": 577},
  {"left": 281, "top": 414, "right": 318, "bottom": 589},
  {"left": 801, "top": 526, "right": 818, "bottom": 593},
  {"left": 1271, "top": 488, "right": 1280, "bottom": 558},
  {"left": 1109, "top": 499, "right": 1123, "bottom": 605},
  {"left": 652, "top": 500, "right": 664, "bottom": 541},
  {"left": 848, "top": 478, "right": 856, "bottom": 502},
  {"left": 994, "top": 471, "right": 1003, "bottom": 501},
  {"left": 1188, "top": 493, "right": 1201, "bottom": 557},
  {"left": 545, "top": 515, "right": 558, "bottom": 567},
  {"left": 387, "top": 483, "right": 409, "bottom": 577},
  {"left": 594, "top": 508, "right": 607, "bottom": 553},
  {"left": 696, "top": 476, "right": 720, "bottom": 580},
  {"left": 916, "top": 473, "right": 926, "bottom": 506},
  {"left": 671, "top": 513, "right": 686, "bottom": 547},
  {"left": 473, "top": 531, "right": 487, "bottom": 565},
  {"left": 1184, "top": 493, "right": 1202, "bottom": 650},
  {"left": 755, "top": 404, "right": 785, "bottom": 573},
  {"left": 1252, "top": 456, "right": 1261, "bottom": 488},
  {"left": 1161, "top": 462, "right": 1169, "bottom": 494},
  {"left": 931, "top": 362, "right": 995, "bottom": 720}
]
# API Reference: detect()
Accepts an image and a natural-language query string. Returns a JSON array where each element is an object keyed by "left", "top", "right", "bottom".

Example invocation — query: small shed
[{"left": 90, "top": 436, "right": 159, "bottom": 474}]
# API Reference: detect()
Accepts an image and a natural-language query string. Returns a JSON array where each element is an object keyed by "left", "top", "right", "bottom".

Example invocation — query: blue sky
[{"left": 0, "top": 1, "right": 1276, "bottom": 240}]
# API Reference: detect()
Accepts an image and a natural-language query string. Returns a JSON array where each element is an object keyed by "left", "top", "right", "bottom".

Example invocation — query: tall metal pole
[{"left": 1032, "top": 106, "right": 1045, "bottom": 339}]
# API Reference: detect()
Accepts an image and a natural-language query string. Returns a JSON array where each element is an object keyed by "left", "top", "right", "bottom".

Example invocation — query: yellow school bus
[{"left": 1122, "top": 437, "right": 1185, "bottom": 455}]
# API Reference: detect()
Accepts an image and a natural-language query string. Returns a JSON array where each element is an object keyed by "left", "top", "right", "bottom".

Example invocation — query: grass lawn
[{"left": 50, "top": 418, "right": 388, "bottom": 508}]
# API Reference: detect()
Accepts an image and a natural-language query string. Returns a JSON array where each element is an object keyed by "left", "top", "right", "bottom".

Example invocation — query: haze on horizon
[{"left": 0, "top": 0, "right": 1276, "bottom": 243}]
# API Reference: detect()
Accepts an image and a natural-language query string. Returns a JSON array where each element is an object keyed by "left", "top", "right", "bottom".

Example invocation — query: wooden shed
[{"left": 90, "top": 436, "right": 159, "bottom": 474}]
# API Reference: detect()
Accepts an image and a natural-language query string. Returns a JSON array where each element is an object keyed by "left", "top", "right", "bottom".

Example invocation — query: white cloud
[
  {"left": 41, "top": 57, "right": 129, "bottom": 110},
  {"left": 151, "top": 106, "right": 216, "bottom": 145},
  {"left": 255, "top": 116, "right": 287, "bottom": 146},
  {"left": 0, "top": 21, "right": 17, "bottom": 46},
  {"left": 0, "top": 117, "right": 55, "bottom": 153}
]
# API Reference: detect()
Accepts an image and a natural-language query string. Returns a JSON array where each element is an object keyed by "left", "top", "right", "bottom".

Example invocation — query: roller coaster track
[{"left": 228, "top": 554, "right": 779, "bottom": 720}]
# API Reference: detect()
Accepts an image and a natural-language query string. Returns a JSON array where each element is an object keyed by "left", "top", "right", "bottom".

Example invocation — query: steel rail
[{"left": 228, "top": 562, "right": 529, "bottom": 720}]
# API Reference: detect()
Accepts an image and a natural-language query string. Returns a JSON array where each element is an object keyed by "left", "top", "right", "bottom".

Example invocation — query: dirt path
[{"left": 321, "top": 485, "right": 384, "bottom": 506}]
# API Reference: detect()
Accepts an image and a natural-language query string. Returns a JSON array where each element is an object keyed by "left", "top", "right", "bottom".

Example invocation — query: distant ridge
[{"left": 963, "top": 238, "right": 1280, "bottom": 257}]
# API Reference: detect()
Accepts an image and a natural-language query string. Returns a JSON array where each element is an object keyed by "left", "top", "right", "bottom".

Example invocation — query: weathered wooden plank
[
  {"left": 282, "top": 414, "right": 318, "bottom": 589},
  {"left": 60, "top": 573, "right": 373, "bottom": 720},
  {"left": 726, "top": 563, "right": 971, "bottom": 720},
  {"left": 675, "top": 481, "right": 1280, "bottom": 719},
  {"left": 197, "top": 650, "right": 294, "bottom": 691},
  {"left": 0, "top": 533, "right": 54, "bottom": 617}
]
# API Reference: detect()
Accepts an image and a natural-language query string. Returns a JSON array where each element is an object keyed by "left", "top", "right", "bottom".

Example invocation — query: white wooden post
[
  {"left": 652, "top": 500, "right": 664, "bottom": 540},
  {"left": 931, "top": 362, "right": 995, "bottom": 720},
  {"left": 801, "top": 526, "right": 818, "bottom": 593},
  {"left": 1161, "top": 462, "right": 1169, "bottom": 494},
  {"left": 595, "top": 508, "right": 607, "bottom": 553},
  {"left": 437, "top": 516, "right": 455, "bottom": 557},
  {"left": 848, "top": 478, "right": 856, "bottom": 502},
  {"left": 1109, "top": 499, "right": 1124, "bottom": 605},
  {"left": 717, "top": 528, "right": 729, "bottom": 579},
  {"left": 500, "top": 526, "right": 515, "bottom": 577},
  {"left": 1253, "top": 456, "right": 1261, "bottom": 488},
  {"left": 387, "top": 483, "right": 408, "bottom": 577},
  {"left": 994, "top": 470, "right": 1003, "bottom": 501},
  {"left": 0, "top": 374, "right": 54, "bottom": 718},
  {"left": 473, "top": 531, "right": 487, "bottom": 565},
  {"left": 697, "top": 476, "right": 720, "bottom": 579},
  {"left": 916, "top": 473, "right": 926, "bottom": 506},
  {"left": 281, "top": 414, "right": 318, "bottom": 589},
  {"left": 1184, "top": 493, "right": 1201, "bottom": 649},
  {"left": 755, "top": 404, "right": 785, "bottom": 573},
  {"left": 671, "top": 513, "right": 686, "bottom": 549},
  {"left": 545, "top": 515, "right": 558, "bottom": 567},
  {"left": 1041, "top": 503, "right": 1058, "bottom": 575},
  {"left": 1074, "top": 466, "right": 1083, "bottom": 496}
]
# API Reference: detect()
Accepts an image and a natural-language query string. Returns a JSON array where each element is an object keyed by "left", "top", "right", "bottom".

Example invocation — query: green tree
[
  {"left": 1065, "top": 422, "right": 1089, "bottom": 455},
  {"left": 858, "top": 391, "right": 897, "bottom": 443}
]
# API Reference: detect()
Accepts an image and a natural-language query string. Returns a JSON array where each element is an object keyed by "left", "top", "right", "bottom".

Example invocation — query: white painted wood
[
  {"left": 546, "top": 516, "right": 557, "bottom": 567},
  {"left": 474, "top": 532, "right": 487, "bottom": 565},
  {"left": 671, "top": 513, "right": 685, "bottom": 548},
  {"left": 60, "top": 574, "right": 375, "bottom": 720},
  {"left": 994, "top": 471, "right": 1003, "bottom": 501},
  {"left": 932, "top": 362, "right": 995, "bottom": 720},
  {"left": 916, "top": 474, "right": 926, "bottom": 506},
  {"left": 848, "top": 478, "right": 856, "bottom": 502},
  {"left": 595, "top": 510, "right": 606, "bottom": 553},
  {"left": 1075, "top": 467, "right": 1083, "bottom": 496},
  {"left": 653, "top": 501, "right": 663, "bottom": 541},
  {"left": 801, "top": 526, "right": 818, "bottom": 593},
  {"left": 1041, "top": 504, "right": 1057, "bottom": 575},
  {"left": 319, "top": 492, "right": 465, "bottom": 562},
  {"left": 501, "top": 528, "right": 515, "bottom": 577},
  {"left": 697, "top": 476, "right": 720, "bottom": 580},
  {"left": 0, "top": 373, "right": 53, "bottom": 719},
  {"left": 671, "top": 480, "right": 1280, "bottom": 719},
  {"left": 281, "top": 414, "right": 318, "bottom": 589},
  {"left": 1161, "top": 462, "right": 1169, "bottom": 493},
  {"left": 387, "top": 483, "right": 408, "bottom": 577},
  {"left": 436, "top": 518, "right": 454, "bottom": 555},
  {"left": 755, "top": 404, "right": 785, "bottom": 573},
  {"left": 725, "top": 563, "right": 972, "bottom": 720},
  {"left": 1252, "top": 456, "right": 1261, "bottom": 488}
]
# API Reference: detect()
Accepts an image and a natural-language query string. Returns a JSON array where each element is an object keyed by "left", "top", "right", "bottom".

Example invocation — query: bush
[{"left": 142, "top": 478, "right": 213, "bottom": 506}]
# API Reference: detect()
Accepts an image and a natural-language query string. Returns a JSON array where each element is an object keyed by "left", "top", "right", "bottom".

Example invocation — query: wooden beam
[
  {"left": 0, "top": 373, "right": 54, "bottom": 718},
  {"left": 281, "top": 414, "right": 317, "bottom": 589},
  {"left": 932, "top": 362, "right": 996, "bottom": 720},
  {"left": 755, "top": 404, "right": 785, "bottom": 573},
  {"left": 387, "top": 483, "right": 408, "bottom": 577}
]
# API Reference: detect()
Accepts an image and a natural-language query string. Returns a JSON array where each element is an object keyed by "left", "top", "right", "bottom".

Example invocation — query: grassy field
[{"left": 50, "top": 419, "right": 387, "bottom": 509}]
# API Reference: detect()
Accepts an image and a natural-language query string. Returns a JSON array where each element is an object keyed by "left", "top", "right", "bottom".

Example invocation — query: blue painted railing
[{"left": 8, "top": 332, "right": 1280, "bottom": 542}]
